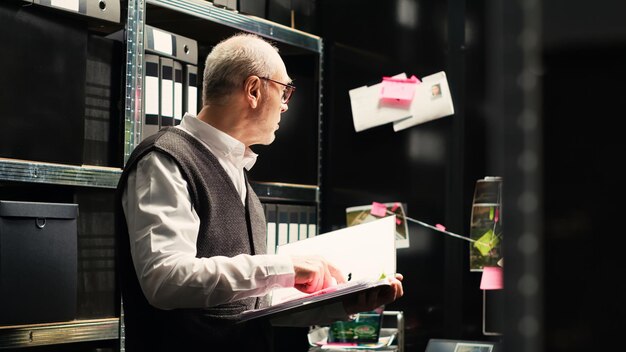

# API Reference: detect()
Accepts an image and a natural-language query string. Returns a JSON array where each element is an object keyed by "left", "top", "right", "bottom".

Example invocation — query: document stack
[{"left": 142, "top": 25, "right": 199, "bottom": 141}]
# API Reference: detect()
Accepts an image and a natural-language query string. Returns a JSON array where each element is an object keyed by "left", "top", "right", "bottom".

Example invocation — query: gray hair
[{"left": 202, "top": 33, "right": 279, "bottom": 106}]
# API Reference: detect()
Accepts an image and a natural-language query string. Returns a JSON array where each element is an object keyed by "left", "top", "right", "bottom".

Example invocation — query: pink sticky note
[
  {"left": 380, "top": 75, "right": 421, "bottom": 102},
  {"left": 396, "top": 218, "right": 402, "bottom": 225},
  {"left": 435, "top": 224, "right": 446, "bottom": 231},
  {"left": 391, "top": 202, "right": 400, "bottom": 212},
  {"left": 480, "top": 266, "right": 503, "bottom": 290},
  {"left": 370, "top": 202, "right": 387, "bottom": 217}
]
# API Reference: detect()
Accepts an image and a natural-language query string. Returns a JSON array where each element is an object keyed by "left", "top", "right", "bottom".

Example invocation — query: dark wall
[
  {"left": 541, "top": 1, "right": 626, "bottom": 351},
  {"left": 485, "top": 1, "right": 626, "bottom": 352},
  {"left": 316, "top": 1, "right": 490, "bottom": 350},
  {"left": 314, "top": 0, "right": 626, "bottom": 351}
]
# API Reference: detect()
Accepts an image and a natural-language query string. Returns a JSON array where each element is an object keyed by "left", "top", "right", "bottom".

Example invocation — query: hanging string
[{"left": 385, "top": 210, "right": 476, "bottom": 243}]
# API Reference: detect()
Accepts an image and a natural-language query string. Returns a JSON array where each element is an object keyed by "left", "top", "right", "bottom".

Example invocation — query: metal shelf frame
[
  {"left": 146, "top": 0, "right": 322, "bottom": 53},
  {"left": 0, "top": 0, "right": 324, "bottom": 349},
  {"left": 0, "top": 318, "right": 119, "bottom": 349},
  {"left": 0, "top": 158, "right": 319, "bottom": 203},
  {"left": 0, "top": 159, "right": 121, "bottom": 189}
]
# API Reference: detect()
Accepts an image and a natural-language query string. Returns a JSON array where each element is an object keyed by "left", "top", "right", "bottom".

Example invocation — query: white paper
[
  {"left": 393, "top": 71, "right": 455, "bottom": 131},
  {"left": 174, "top": 81, "right": 183, "bottom": 120},
  {"left": 271, "top": 216, "right": 397, "bottom": 306},
  {"left": 349, "top": 73, "right": 413, "bottom": 132}
]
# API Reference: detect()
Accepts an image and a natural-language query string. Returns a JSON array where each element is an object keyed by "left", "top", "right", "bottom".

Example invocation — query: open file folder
[
  {"left": 349, "top": 73, "right": 413, "bottom": 132},
  {"left": 349, "top": 71, "right": 454, "bottom": 132},
  {"left": 239, "top": 216, "right": 397, "bottom": 323}
]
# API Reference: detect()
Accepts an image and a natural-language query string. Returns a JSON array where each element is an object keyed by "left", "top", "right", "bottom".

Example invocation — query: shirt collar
[{"left": 179, "top": 113, "right": 258, "bottom": 170}]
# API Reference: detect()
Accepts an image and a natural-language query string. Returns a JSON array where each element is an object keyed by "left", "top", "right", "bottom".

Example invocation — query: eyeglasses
[{"left": 260, "top": 77, "right": 296, "bottom": 104}]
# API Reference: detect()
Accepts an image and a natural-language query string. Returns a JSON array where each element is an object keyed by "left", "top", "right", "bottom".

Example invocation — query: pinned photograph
[
  {"left": 346, "top": 202, "right": 410, "bottom": 249},
  {"left": 431, "top": 83, "right": 442, "bottom": 98}
]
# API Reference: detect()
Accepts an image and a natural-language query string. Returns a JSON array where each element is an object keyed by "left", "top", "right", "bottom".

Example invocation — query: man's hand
[
  {"left": 342, "top": 273, "right": 404, "bottom": 315},
  {"left": 291, "top": 256, "right": 346, "bottom": 293}
]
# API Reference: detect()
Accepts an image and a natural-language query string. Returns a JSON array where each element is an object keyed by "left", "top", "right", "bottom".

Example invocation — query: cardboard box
[{"left": 0, "top": 200, "right": 78, "bottom": 325}]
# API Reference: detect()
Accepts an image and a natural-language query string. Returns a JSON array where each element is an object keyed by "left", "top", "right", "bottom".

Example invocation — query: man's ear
[{"left": 244, "top": 76, "right": 262, "bottom": 109}]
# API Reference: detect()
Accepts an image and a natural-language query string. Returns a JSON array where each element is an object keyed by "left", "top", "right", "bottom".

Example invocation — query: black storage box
[
  {"left": 0, "top": 201, "right": 78, "bottom": 325},
  {"left": 0, "top": 2, "right": 86, "bottom": 166}
]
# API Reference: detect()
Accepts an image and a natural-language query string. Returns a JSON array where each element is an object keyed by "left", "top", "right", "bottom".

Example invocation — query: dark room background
[{"left": 305, "top": 0, "right": 626, "bottom": 351}]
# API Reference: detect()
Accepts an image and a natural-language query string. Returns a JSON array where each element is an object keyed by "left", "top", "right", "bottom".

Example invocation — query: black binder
[
  {"left": 173, "top": 61, "right": 184, "bottom": 125},
  {"left": 265, "top": 203, "right": 278, "bottom": 255},
  {"left": 159, "top": 57, "right": 175, "bottom": 128},
  {"left": 185, "top": 64, "right": 199, "bottom": 115},
  {"left": 29, "top": 0, "right": 121, "bottom": 23}
]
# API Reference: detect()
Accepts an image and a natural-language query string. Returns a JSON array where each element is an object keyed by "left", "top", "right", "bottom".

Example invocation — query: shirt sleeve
[{"left": 121, "top": 151, "right": 295, "bottom": 310}]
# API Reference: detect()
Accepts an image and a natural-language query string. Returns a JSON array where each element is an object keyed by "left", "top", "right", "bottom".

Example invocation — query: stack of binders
[
  {"left": 263, "top": 203, "right": 317, "bottom": 254},
  {"left": 142, "top": 25, "right": 199, "bottom": 141}
]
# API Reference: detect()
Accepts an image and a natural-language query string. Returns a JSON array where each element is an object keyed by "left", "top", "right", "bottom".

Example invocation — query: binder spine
[
  {"left": 174, "top": 61, "right": 184, "bottom": 125},
  {"left": 277, "top": 206, "right": 289, "bottom": 246},
  {"left": 159, "top": 57, "right": 175, "bottom": 128},
  {"left": 265, "top": 203, "right": 278, "bottom": 255},
  {"left": 298, "top": 208, "right": 309, "bottom": 241},
  {"left": 307, "top": 207, "right": 317, "bottom": 238},
  {"left": 142, "top": 54, "right": 160, "bottom": 140},
  {"left": 185, "top": 64, "right": 199, "bottom": 115},
  {"left": 288, "top": 206, "right": 299, "bottom": 243}
]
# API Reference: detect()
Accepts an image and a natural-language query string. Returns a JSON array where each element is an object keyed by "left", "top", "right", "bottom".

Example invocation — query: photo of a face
[{"left": 431, "top": 83, "right": 442, "bottom": 98}]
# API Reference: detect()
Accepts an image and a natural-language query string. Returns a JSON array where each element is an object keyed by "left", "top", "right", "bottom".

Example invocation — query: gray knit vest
[{"left": 115, "top": 127, "right": 271, "bottom": 351}]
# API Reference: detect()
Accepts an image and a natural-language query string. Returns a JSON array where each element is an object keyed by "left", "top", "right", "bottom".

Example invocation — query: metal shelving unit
[
  {"left": 0, "top": 1, "right": 323, "bottom": 350},
  {"left": 147, "top": 0, "right": 322, "bottom": 52},
  {"left": 124, "top": 0, "right": 323, "bottom": 163}
]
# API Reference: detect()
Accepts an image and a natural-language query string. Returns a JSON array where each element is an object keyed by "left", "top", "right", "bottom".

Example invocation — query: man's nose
[{"left": 280, "top": 103, "right": 288, "bottom": 113}]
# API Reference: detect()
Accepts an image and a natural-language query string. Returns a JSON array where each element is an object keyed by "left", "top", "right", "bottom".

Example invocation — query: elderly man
[{"left": 116, "top": 33, "right": 403, "bottom": 351}]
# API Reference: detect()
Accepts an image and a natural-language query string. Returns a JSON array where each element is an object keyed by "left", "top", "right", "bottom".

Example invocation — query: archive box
[{"left": 0, "top": 200, "right": 78, "bottom": 325}]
